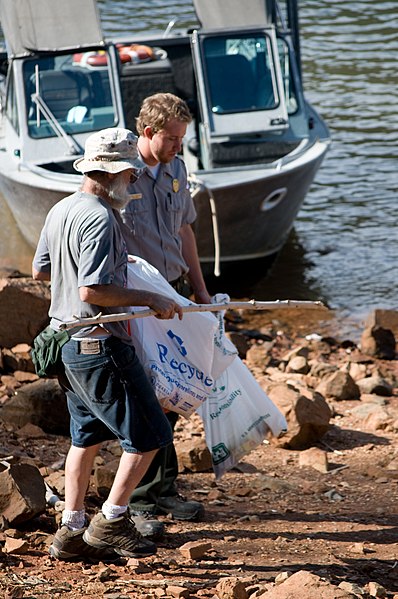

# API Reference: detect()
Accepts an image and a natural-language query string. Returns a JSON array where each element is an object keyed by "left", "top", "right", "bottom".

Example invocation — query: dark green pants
[{"left": 129, "top": 410, "right": 179, "bottom": 513}]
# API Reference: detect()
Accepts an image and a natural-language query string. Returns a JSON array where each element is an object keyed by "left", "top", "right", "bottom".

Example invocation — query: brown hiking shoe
[
  {"left": 83, "top": 511, "right": 157, "bottom": 558},
  {"left": 49, "top": 525, "right": 118, "bottom": 562}
]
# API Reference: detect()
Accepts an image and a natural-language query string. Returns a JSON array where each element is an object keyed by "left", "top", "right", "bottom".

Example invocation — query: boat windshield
[
  {"left": 23, "top": 51, "right": 117, "bottom": 139},
  {"left": 203, "top": 33, "right": 298, "bottom": 116},
  {"left": 203, "top": 33, "right": 279, "bottom": 114}
]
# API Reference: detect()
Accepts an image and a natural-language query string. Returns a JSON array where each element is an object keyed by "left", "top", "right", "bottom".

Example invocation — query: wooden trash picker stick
[{"left": 59, "top": 299, "right": 327, "bottom": 331}]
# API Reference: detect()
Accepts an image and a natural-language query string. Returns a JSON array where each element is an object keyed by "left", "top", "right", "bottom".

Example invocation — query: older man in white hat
[{"left": 32, "top": 128, "right": 183, "bottom": 562}]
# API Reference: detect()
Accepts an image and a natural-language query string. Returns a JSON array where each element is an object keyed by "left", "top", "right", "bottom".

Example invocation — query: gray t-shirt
[
  {"left": 33, "top": 191, "right": 133, "bottom": 344},
  {"left": 119, "top": 155, "right": 196, "bottom": 282}
]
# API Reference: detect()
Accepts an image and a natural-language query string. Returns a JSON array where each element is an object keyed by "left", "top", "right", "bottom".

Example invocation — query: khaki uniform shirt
[{"left": 120, "top": 156, "right": 196, "bottom": 282}]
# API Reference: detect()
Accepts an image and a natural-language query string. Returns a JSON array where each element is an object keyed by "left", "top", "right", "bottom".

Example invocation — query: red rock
[
  {"left": 179, "top": 540, "right": 212, "bottom": 559},
  {"left": 3, "top": 536, "right": 29, "bottom": 554},
  {"left": 0, "top": 463, "right": 46, "bottom": 525}
]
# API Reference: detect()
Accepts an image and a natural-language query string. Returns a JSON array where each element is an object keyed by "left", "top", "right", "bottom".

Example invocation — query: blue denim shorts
[{"left": 61, "top": 336, "right": 173, "bottom": 453}]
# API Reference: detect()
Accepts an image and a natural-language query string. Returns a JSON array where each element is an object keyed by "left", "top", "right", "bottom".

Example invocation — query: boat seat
[
  {"left": 30, "top": 69, "right": 93, "bottom": 121},
  {"left": 205, "top": 54, "right": 256, "bottom": 113}
]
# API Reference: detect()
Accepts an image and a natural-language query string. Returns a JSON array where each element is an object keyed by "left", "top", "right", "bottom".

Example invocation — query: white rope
[
  {"left": 209, "top": 190, "right": 221, "bottom": 277},
  {"left": 189, "top": 175, "right": 221, "bottom": 277}
]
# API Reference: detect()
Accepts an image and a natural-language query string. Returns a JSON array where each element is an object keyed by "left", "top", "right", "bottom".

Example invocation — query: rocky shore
[{"left": 0, "top": 274, "right": 397, "bottom": 599}]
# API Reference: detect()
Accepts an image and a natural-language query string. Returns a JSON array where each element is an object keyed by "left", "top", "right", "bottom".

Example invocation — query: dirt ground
[{"left": 1, "top": 308, "right": 398, "bottom": 598}]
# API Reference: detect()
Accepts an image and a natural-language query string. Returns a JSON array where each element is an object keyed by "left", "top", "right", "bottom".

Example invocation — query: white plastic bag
[
  {"left": 127, "top": 258, "right": 237, "bottom": 416},
  {"left": 197, "top": 358, "right": 288, "bottom": 478}
]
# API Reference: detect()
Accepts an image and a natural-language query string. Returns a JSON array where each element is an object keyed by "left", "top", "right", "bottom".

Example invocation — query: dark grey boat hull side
[{"left": 192, "top": 142, "right": 328, "bottom": 264}]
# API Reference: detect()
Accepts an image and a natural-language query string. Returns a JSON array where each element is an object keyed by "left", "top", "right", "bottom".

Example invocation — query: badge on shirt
[
  {"left": 172, "top": 178, "right": 180, "bottom": 193},
  {"left": 129, "top": 193, "right": 143, "bottom": 200}
]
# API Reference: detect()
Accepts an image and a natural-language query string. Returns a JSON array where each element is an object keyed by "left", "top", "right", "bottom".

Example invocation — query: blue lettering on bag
[
  {"left": 157, "top": 343, "right": 213, "bottom": 387},
  {"left": 166, "top": 329, "right": 187, "bottom": 356}
]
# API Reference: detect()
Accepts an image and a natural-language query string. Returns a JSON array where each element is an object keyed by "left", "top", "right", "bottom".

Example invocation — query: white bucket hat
[{"left": 73, "top": 127, "right": 145, "bottom": 174}]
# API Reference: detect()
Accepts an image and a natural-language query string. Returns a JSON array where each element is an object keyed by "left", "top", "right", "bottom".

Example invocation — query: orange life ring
[
  {"left": 73, "top": 45, "right": 157, "bottom": 68},
  {"left": 115, "top": 45, "right": 133, "bottom": 63},
  {"left": 73, "top": 51, "right": 108, "bottom": 67},
  {"left": 130, "top": 44, "right": 155, "bottom": 61},
  {"left": 116, "top": 44, "right": 155, "bottom": 64},
  {"left": 86, "top": 51, "right": 108, "bottom": 67}
]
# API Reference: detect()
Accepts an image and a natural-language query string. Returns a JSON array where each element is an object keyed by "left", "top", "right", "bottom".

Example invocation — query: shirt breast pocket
[
  {"left": 121, "top": 201, "right": 149, "bottom": 237},
  {"left": 165, "top": 193, "right": 184, "bottom": 236}
]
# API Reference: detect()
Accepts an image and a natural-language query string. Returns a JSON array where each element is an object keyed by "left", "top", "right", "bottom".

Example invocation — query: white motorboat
[{"left": 0, "top": 0, "right": 330, "bottom": 274}]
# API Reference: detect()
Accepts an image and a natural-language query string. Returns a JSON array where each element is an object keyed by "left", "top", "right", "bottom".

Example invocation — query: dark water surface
[{"left": 1, "top": 0, "right": 397, "bottom": 338}]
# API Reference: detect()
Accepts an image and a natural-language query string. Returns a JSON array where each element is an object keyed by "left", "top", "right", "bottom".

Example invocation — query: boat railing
[
  {"left": 193, "top": 135, "right": 328, "bottom": 180},
  {"left": 163, "top": 19, "right": 178, "bottom": 38}
]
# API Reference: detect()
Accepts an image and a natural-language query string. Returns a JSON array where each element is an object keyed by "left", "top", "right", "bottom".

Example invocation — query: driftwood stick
[{"left": 60, "top": 299, "right": 327, "bottom": 331}]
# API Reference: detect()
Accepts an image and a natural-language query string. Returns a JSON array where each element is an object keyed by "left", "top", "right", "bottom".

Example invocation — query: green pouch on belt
[{"left": 31, "top": 325, "right": 70, "bottom": 378}]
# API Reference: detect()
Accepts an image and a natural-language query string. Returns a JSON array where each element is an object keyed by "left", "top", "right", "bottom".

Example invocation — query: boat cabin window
[
  {"left": 23, "top": 52, "right": 117, "bottom": 139},
  {"left": 203, "top": 34, "right": 279, "bottom": 114}
]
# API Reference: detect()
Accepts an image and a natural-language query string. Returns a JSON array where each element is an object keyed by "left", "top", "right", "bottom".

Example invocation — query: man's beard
[{"left": 101, "top": 176, "right": 131, "bottom": 210}]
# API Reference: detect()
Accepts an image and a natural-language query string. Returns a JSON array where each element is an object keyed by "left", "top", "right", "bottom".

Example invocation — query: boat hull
[
  {"left": 0, "top": 0, "right": 331, "bottom": 272},
  {"left": 191, "top": 138, "right": 328, "bottom": 265},
  {"left": 0, "top": 167, "right": 79, "bottom": 249},
  {"left": 0, "top": 137, "right": 328, "bottom": 264}
]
